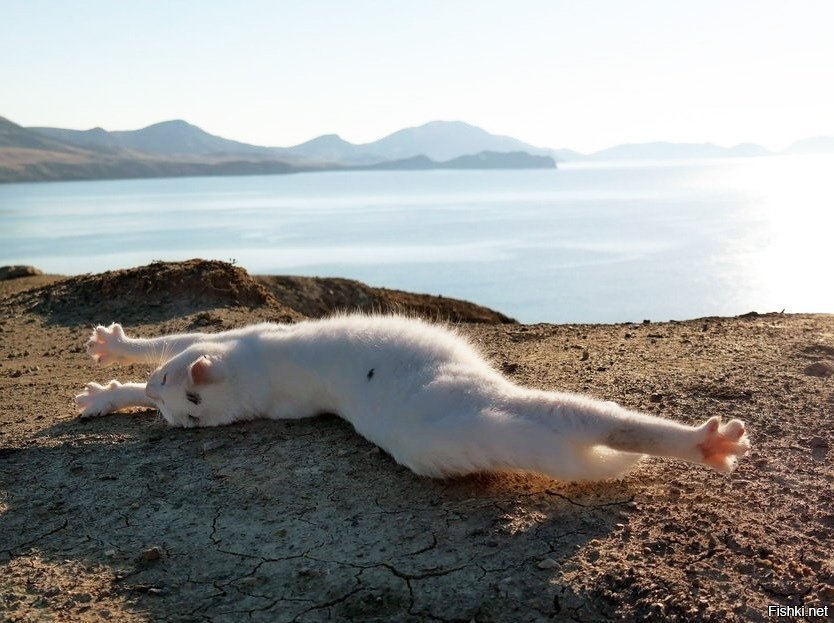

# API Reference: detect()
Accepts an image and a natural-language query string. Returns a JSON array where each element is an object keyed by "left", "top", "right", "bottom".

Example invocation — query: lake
[{"left": 1, "top": 155, "right": 832, "bottom": 324}]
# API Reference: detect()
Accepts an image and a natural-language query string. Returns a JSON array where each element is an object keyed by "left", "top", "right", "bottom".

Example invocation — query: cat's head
[{"left": 146, "top": 344, "right": 236, "bottom": 428}]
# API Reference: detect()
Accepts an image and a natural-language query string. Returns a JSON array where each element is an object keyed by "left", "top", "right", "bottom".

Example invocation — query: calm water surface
[{"left": 1, "top": 156, "right": 832, "bottom": 323}]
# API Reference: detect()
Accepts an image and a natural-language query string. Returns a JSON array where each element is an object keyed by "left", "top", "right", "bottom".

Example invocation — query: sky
[{"left": 2, "top": 0, "right": 833, "bottom": 153}]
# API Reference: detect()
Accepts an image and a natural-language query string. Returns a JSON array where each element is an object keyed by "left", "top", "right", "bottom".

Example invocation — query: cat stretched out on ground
[{"left": 74, "top": 315, "right": 750, "bottom": 481}]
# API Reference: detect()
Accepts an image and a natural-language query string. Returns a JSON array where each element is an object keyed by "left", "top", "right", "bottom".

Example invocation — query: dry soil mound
[
  {"left": 256, "top": 275, "right": 516, "bottom": 324},
  {"left": 3, "top": 259, "right": 299, "bottom": 325}
]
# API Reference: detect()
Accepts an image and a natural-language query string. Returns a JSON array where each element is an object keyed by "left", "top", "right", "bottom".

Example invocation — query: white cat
[{"left": 74, "top": 315, "right": 750, "bottom": 481}]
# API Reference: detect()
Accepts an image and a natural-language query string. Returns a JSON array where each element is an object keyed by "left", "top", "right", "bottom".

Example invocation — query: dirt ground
[{"left": 0, "top": 261, "right": 832, "bottom": 622}]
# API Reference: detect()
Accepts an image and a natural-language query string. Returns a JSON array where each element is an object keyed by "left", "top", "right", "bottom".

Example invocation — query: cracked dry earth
[{"left": 1, "top": 276, "right": 834, "bottom": 622}]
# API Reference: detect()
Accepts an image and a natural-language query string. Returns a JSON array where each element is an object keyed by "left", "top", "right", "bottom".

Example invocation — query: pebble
[
  {"left": 537, "top": 558, "right": 561, "bottom": 570},
  {"left": 805, "top": 361, "right": 834, "bottom": 378},
  {"left": 141, "top": 546, "right": 162, "bottom": 561}
]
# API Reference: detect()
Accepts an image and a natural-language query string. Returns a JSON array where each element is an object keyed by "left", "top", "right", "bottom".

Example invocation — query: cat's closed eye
[
  {"left": 162, "top": 373, "right": 168, "bottom": 386},
  {"left": 186, "top": 392, "right": 201, "bottom": 405}
]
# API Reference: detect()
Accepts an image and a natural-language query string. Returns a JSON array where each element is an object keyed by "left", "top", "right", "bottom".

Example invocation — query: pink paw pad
[
  {"left": 86, "top": 323, "right": 126, "bottom": 365},
  {"left": 697, "top": 416, "right": 751, "bottom": 472}
]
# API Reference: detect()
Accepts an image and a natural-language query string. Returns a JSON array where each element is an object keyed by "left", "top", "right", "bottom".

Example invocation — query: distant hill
[
  {"left": 2, "top": 116, "right": 560, "bottom": 183},
  {"left": 33, "top": 120, "right": 273, "bottom": 157},
  {"left": 782, "top": 136, "right": 834, "bottom": 155},
  {"left": 275, "top": 120, "right": 572, "bottom": 164},
  {"left": 272, "top": 134, "right": 384, "bottom": 165},
  {"left": 0, "top": 116, "right": 84, "bottom": 152},
  {"left": 585, "top": 141, "right": 771, "bottom": 161},
  {"left": 8, "top": 112, "right": 830, "bottom": 184},
  {"left": 358, "top": 120, "right": 556, "bottom": 162},
  {"left": 0, "top": 116, "right": 305, "bottom": 183},
  {"left": 364, "top": 150, "right": 555, "bottom": 170}
]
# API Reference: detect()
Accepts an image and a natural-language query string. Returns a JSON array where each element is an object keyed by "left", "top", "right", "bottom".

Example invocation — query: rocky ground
[{"left": 0, "top": 260, "right": 832, "bottom": 622}]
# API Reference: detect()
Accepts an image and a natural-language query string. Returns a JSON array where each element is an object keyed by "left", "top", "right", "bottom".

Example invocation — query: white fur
[{"left": 75, "top": 316, "right": 751, "bottom": 481}]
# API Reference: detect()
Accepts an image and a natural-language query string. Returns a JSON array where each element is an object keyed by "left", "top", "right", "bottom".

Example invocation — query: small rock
[
  {"left": 805, "top": 361, "right": 834, "bottom": 378},
  {"left": 581, "top": 349, "right": 589, "bottom": 361},
  {"left": 649, "top": 393, "right": 663, "bottom": 403},
  {"left": 141, "top": 546, "right": 162, "bottom": 561},
  {"left": 537, "top": 558, "right": 561, "bottom": 570},
  {"left": 104, "top": 549, "right": 117, "bottom": 558},
  {"left": 239, "top": 576, "right": 260, "bottom": 588}
]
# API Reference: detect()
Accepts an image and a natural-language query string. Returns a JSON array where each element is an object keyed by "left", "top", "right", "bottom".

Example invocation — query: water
[{"left": 1, "top": 156, "right": 832, "bottom": 323}]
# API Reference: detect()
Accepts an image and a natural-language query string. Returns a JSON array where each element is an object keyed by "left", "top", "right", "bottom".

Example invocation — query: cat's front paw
[
  {"left": 86, "top": 323, "right": 127, "bottom": 365},
  {"left": 696, "top": 416, "right": 751, "bottom": 472},
  {"left": 75, "top": 381, "right": 121, "bottom": 419}
]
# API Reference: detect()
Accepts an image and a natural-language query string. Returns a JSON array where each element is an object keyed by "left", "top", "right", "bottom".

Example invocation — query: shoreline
[{"left": 0, "top": 263, "right": 816, "bottom": 328}]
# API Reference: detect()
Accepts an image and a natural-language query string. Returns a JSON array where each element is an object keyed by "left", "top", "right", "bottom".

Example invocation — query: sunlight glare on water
[
  {"left": 688, "top": 155, "right": 834, "bottom": 315},
  {"left": 0, "top": 155, "right": 831, "bottom": 323}
]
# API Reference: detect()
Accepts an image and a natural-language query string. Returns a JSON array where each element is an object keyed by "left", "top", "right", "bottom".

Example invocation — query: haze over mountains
[{"left": 1, "top": 114, "right": 832, "bottom": 183}]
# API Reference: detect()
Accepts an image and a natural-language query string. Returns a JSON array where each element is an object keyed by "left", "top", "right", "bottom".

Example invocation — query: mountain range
[{"left": 1, "top": 114, "right": 832, "bottom": 183}]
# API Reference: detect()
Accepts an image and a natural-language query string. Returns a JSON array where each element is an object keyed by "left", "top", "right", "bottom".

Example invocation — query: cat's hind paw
[
  {"left": 696, "top": 416, "right": 751, "bottom": 473},
  {"left": 86, "top": 323, "right": 127, "bottom": 365},
  {"left": 75, "top": 381, "right": 121, "bottom": 419}
]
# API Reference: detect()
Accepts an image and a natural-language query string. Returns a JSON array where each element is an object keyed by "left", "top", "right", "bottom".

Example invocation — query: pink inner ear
[{"left": 190, "top": 356, "right": 214, "bottom": 385}]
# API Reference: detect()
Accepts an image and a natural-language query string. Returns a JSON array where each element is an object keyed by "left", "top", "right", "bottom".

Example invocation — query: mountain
[
  {"left": 360, "top": 120, "right": 555, "bottom": 162},
  {"left": 277, "top": 120, "right": 571, "bottom": 164},
  {"left": 0, "top": 116, "right": 304, "bottom": 183},
  {"left": 2, "top": 116, "right": 559, "bottom": 183},
  {"left": 586, "top": 141, "right": 771, "bottom": 161},
  {"left": 363, "top": 151, "right": 555, "bottom": 171},
  {"left": 272, "top": 134, "right": 382, "bottom": 165},
  {"left": 33, "top": 120, "right": 273, "bottom": 157},
  {"left": 0, "top": 116, "right": 85, "bottom": 152},
  {"left": 783, "top": 136, "right": 834, "bottom": 155}
]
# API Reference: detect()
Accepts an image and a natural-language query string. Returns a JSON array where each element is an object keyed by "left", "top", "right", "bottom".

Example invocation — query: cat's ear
[{"left": 189, "top": 355, "right": 224, "bottom": 385}]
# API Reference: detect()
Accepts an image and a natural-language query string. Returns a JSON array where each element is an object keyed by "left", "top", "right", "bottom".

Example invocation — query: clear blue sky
[{"left": 2, "top": 0, "right": 832, "bottom": 152}]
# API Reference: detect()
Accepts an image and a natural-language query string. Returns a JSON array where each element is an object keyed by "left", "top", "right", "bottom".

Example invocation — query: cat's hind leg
[
  {"left": 599, "top": 411, "right": 750, "bottom": 473},
  {"left": 74, "top": 381, "right": 156, "bottom": 419},
  {"left": 692, "top": 416, "right": 750, "bottom": 472}
]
